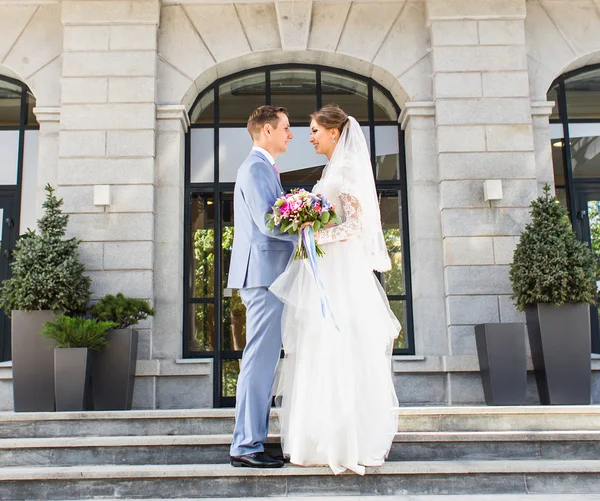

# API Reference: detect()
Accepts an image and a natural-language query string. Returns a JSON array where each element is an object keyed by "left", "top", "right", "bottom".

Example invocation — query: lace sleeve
[{"left": 316, "top": 192, "right": 362, "bottom": 245}]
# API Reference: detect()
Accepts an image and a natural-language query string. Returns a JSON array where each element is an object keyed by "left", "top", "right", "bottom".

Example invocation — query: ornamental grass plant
[{"left": 41, "top": 315, "right": 116, "bottom": 351}]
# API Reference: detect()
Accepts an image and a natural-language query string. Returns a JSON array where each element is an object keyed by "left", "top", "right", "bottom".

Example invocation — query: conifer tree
[
  {"left": 510, "top": 185, "right": 596, "bottom": 311},
  {"left": 0, "top": 184, "right": 91, "bottom": 314}
]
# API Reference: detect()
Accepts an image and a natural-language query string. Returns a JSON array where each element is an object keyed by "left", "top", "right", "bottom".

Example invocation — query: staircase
[{"left": 1, "top": 406, "right": 600, "bottom": 499}]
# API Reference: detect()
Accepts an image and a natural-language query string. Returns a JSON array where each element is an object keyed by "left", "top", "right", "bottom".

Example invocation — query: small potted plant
[
  {"left": 0, "top": 185, "right": 91, "bottom": 412},
  {"left": 510, "top": 185, "right": 596, "bottom": 404},
  {"left": 89, "top": 293, "right": 154, "bottom": 410},
  {"left": 42, "top": 315, "right": 115, "bottom": 411}
]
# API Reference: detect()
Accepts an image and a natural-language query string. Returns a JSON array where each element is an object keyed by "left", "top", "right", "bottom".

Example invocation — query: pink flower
[
  {"left": 314, "top": 204, "right": 322, "bottom": 214},
  {"left": 280, "top": 202, "right": 291, "bottom": 216}
]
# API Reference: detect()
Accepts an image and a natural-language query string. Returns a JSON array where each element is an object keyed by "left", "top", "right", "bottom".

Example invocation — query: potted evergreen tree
[
  {"left": 42, "top": 315, "right": 115, "bottom": 411},
  {"left": 510, "top": 185, "right": 596, "bottom": 404},
  {"left": 89, "top": 293, "right": 154, "bottom": 410},
  {"left": 0, "top": 185, "right": 91, "bottom": 412}
]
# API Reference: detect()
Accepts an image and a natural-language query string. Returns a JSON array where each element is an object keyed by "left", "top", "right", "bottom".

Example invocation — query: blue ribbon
[{"left": 301, "top": 226, "right": 340, "bottom": 331}]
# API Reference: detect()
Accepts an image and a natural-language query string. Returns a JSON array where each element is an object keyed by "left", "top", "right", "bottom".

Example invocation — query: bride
[{"left": 269, "top": 105, "right": 401, "bottom": 475}]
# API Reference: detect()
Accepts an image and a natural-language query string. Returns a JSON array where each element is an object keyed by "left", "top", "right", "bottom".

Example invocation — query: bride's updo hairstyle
[{"left": 310, "top": 104, "right": 349, "bottom": 135}]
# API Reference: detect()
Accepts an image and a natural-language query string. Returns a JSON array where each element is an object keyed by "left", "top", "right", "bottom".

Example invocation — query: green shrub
[
  {"left": 42, "top": 315, "right": 116, "bottom": 351},
  {"left": 0, "top": 184, "right": 91, "bottom": 315},
  {"left": 510, "top": 185, "right": 596, "bottom": 311},
  {"left": 89, "top": 293, "right": 155, "bottom": 329}
]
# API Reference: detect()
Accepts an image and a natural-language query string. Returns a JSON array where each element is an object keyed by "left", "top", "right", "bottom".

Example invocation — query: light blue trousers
[{"left": 230, "top": 287, "right": 284, "bottom": 457}]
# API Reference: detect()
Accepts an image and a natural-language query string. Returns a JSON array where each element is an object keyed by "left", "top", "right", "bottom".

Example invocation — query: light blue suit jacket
[{"left": 228, "top": 150, "right": 295, "bottom": 289}]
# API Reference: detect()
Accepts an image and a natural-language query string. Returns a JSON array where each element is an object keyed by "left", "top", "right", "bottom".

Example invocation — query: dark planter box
[
  {"left": 54, "top": 347, "right": 93, "bottom": 412},
  {"left": 475, "top": 323, "right": 527, "bottom": 406},
  {"left": 92, "top": 328, "right": 138, "bottom": 410},
  {"left": 11, "top": 310, "right": 58, "bottom": 412},
  {"left": 525, "top": 303, "right": 591, "bottom": 405}
]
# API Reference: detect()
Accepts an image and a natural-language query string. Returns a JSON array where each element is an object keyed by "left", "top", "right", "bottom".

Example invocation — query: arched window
[
  {"left": 185, "top": 65, "right": 412, "bottom": 406},
  {"left": 548, "top": 64, "right": 600, "bottom": 353},
  {"left": 0, "top": 75, "right": 38, "bottom": 362}
]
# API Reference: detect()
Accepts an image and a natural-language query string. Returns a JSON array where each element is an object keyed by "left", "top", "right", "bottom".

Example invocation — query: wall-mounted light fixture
[
  {"left": 94, "top": 185, "right": 111, "bottom": 206},
  {"left": 483, "top": 180, "right": 503, "bottom": 202}
]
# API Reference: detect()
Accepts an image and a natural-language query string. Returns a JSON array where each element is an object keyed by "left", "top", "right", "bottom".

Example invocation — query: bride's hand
[{"left": 300, "top": 221, "right": 315, "bottom": 228}]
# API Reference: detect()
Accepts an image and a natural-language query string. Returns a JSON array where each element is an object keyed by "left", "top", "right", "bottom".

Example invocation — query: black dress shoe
[
  {"left": 263, "top": 444, "right": 291, "bottom": 463},
  {"left": 230, "top": 451, "right": 284, "bottom": 468}
]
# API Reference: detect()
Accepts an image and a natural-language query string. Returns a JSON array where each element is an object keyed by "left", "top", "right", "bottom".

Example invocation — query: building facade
[{"left": 0, "top": 0, "right": 599, "bottom": 409}]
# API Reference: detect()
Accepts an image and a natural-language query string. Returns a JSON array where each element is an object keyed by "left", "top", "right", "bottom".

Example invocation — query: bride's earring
[{"left": 332, "top": 137, "right": 336, "bottom": 143}]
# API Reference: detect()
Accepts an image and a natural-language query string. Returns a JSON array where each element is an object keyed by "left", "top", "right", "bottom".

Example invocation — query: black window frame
[
  {"left": 183, "top": 64, "right": 414, "bottom": 407},
  {"left": 0, "top": 75, "right": 38, "bottom": 362}
]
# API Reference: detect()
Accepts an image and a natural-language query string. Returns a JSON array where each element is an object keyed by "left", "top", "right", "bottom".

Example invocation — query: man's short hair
[{"left": 247, "top": 106, "right": 289, "bottom": 140}]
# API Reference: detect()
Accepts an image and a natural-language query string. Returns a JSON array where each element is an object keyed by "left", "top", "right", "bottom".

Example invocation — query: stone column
[
  {"left": 32, "top": 108, "right": 61, "bottom": 222},
  {"left": 427, "top": 0, "right": 537, "bottom": 403},
  {"left": 531, "top": 101, "right": 556, "bottom": 193},
  {"left": 57, "top": 0, "right": 159, "bottom": 406},
  {"left": 395, "top": 102, "right": 449, "bottom": 405}
]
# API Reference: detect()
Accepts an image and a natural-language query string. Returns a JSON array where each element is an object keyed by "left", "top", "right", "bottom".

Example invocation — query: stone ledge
[
  {"left": 394, "top": 355, "right": 600, "bottom": 373},
  {"left": 33, "top": 107, "right": 60, "bottom": 123},
  {"left": 156, "top": 104, "right": 190, "bottom": 132},
  {"left": 531, "top": 101, "right": 555, "bottom": 117},
  {"left": 400, "top": 101, "right": 436, "bottom": 130}
]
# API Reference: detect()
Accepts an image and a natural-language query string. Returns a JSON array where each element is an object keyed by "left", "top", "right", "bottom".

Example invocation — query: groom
[{"left": 228, "top": 106, "right": 295, "bottom": 468}]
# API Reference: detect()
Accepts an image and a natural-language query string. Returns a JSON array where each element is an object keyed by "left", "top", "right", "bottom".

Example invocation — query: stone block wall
[{"left": 1, "top": 0, "right": 600, "bottom": 408}]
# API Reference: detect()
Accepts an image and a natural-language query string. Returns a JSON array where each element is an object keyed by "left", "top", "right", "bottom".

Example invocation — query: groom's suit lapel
[{"left": 250, "top": 150, "right": 284, "bottom": 194}]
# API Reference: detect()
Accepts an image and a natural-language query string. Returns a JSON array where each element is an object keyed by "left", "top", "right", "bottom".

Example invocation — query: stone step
[
  {"left": 75, "top": 497, "right": 600, "bottom": 501},
  {"left": 2, "top": 406, "right": 600, "bottom": 438},
  {"left": 1, "top": 431, "right": 600, "bottom": 467},
  {"left": 1, "top": 460, "right": 600, "bottom": 499}
]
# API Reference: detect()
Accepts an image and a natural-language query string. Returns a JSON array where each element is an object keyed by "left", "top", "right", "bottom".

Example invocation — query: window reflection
[
  {"left": 191, "top": 129, "right": 214, "bottom": 183},
  {"left": 220, "top": 73, "right": 266, "bottom": 123},
  {"left": 189, "top": 303, "right": 214, "bottom": 352},
  {"left": 219, "top": 128, "right": 253, "bottom": 182},
  {"left": 0, "top": 79, "right": 22, "bottom": 126},
  {"left": 271, "top": 69, "right": 317, "bottom": 122},
  {"left": 379, "top": 191, "right": 404, "bottom": 296},
  {"left": 0, "top": 131, "right": 19, "bottom": 185},
  {"left": 190, "top": 89, "right": 215, "bottom": 125},
  {"left": 190, "top": 194, "right": 215, "bottom": 298},
  {"left": 373, "top": 86, "right": 398, "bottom": 121},
  {"left": 375, "top": 126, "right": 400, "bottom": 181},
  {"left": 26, "top": 91, "right": 37, "bottom": 126},
  {"left": 321, "top": 72, "right": 369, "bottom": 121},
  {"left": 565, "top": 68, "right": 600, "bottom": 120},
  {"left": 221, "top": 196, "right": 247, "bottom": 353},
  {"left": 570, "top": 134, "right": 600, "bottom": 179}
]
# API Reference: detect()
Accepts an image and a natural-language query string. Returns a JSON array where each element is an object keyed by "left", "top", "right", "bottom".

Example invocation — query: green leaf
[{"left": 320, "top": 212, "right": 330, "bottom": 224}]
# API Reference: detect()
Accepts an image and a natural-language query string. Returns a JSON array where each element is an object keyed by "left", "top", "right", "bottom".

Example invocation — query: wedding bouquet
[{"left": 266, "top": 188, "right": 341, "bottom": 260}]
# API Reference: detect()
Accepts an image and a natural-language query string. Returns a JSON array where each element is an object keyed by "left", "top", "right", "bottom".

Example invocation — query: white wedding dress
[{"left": 269, "top": 117, "right": 401, "bottom": 475}]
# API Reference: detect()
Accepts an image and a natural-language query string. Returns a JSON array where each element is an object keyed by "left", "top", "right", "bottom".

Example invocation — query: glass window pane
[
  {"left": 278, "top": 126, "right": 326, "bottom": 184},
  {"left": 188, "top": 302, "right": 215, "bottom": 352},
  {"left": 222, "top": 358, "right": 241, "bottom": 397},
  {"left": 570, "top": 133, "right": 600, "bottom": 179},
  {"left": 373, "top": 86, "right": 398, "bottom": 121},
  {"left": 375, "top": 126, "right": 400, "bottom": 181},
  {"left": 0, "top": 79, "right": 22, "bottom": 126},
  {"left": 219, "top": 72, "right": 266, "bottom": 124},
  {"left": 547, "top": 86, "right": 560, "bottom": 121},
  {"left": 26, "top": 91, "right": 37, "bottom": 126},
  {"left": 565, "top": 68, "right": 600, "bottom": 120},
  {"left": 379, "top": 191, "right": 404, "bottom": 296},
  {"left": 20, "top": 130, "right": 38, "bottom": 234},
  {"left": 190, "top": 89, "right": 215, "bottom": 125},
  {"left": 219, "top": 128, "right": 253, "bottom": 182},
  {"left": 271, "top": 69, "right": 317, "bottom": 123},
  {"left": 321, "top": 72, "right": 369, "bottom": 122},
  {"left": 0, "top": 131, "right": 19, "bottom": 185},
  {"left": 552, "top": 139, "right": 566, "bottom": 192},
  {"left": 190, "top": 193, "right": 215, "bottom": 298},
  {"left": 190, "top": 129, "right": 214, "bottom": 183},
  {"left": 222, "top": 294, "right": 246, "bottom": 352},
  {"left": 389, "top": 300, "right": 407, "bottom": 350}
]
